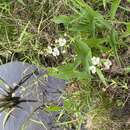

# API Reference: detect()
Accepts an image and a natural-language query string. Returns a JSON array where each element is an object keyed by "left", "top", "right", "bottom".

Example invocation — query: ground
[{"left": 0, "top": 0, "right": 130, "bottom": 130}]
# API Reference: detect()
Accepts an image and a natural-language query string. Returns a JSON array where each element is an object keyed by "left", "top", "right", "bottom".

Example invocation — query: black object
[
  {"left": 0, "top": 61, "right": 65, "bottom": 130},
  {"left": 0, "top": 69, "right": 39, "bottom": 112}
]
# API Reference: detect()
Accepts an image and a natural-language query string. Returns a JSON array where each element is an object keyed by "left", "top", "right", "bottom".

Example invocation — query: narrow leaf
[
  {"left": 96, "top": 68, "right": 107, "bottom": 87},
  {"left": 110, "top": 0, "right": 121, "bottom": 19},
  {"left": 46, "top": 106, "right": 63, "bottom": 112},
  {"left": 3, "top": 108, "right": 15, "bottom": 127},
  {"left": 17, "top": 0, "right": 25, "bottom": 6},
  {"left": 109, "top": 29, "right": 120, "bottom": 65},
  {"left": 18, "top": 21, "right": 30, "bottom": 44},
  {"left": 53, "top": 15, "right": 73, "bottom": 25}
]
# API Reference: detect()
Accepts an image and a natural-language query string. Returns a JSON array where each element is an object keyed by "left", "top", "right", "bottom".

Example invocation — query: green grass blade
[
  {"left": 110, "top": 0, "right": 121, "bottom": 19},
  {"left": 109, "top": 29, "right": 120, "bottom": 65},
  {"left": 17, "top": 0, "right": 25, "bottom": 6},
  {"left": 18, "top": 21, "right": 30, "bottom": 45},
  {"left": 96, "top": 68, "right": 107, "bottom": 87}
]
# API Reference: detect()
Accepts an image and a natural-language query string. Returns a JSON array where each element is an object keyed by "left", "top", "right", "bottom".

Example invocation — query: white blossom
[
  {"left": 52, "top": 47, "right": 60, "bottom": 56},
  {"left": 91, "top": 56, "right": 100, "bottom": 66},
  {"left": 12, "top": 93, "right": 15, "bottom": 97},
  {"left": 55, "top": 39, "right": 58, "bottom": 43},
  {"left": 13, "top": 83, "right": 17, "bottom": 86},
  {"left": 62, "top": 50, "right": 66, "bottom": 54},
  {"left": 55, "top": 38, "right": 67, "bottom": 47},
  {"left": 103, "top": 59, "right": 112, "bottom": 70},
  {"left": 47, "top": 46, "right": 53, "bottom": 54},
  {"left": 102, "top": 88, "right": 106, "bottom": 92},
  {"left": 64, "top": 33, "right": 67, "bottom": 37},
  {"left": 89, "top": 65, "right": 96, "bottom": 74},
  {"left": 21, "top": 87, "right": 26, "bottom": 91}
]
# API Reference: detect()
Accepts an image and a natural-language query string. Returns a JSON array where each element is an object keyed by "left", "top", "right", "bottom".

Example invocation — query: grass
[
  {"left": 0, "top": 0, "right": 67, "bottom": 66},
  {"left": 1, "top": 0, "right": 130, "bottom": 130}
]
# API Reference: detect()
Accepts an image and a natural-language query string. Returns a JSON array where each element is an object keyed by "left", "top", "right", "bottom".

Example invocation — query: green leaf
[
  {"left": 126, "top": 23, "right": 130, "bottom": 33},
  {"left": 64, "top": 99, "right": 73, "bottom": 111},
  {"left": 74, "top": 40, "right": 92, "bottom": 73},
  {"left": 72, "top": 0, "right": 111, "bottom": 30},
  {"left": 55, "top": 64, "right": 87, "bottom": 80},
  {"left": 71, "top": 0, "right": 101, "bottom": 17},
  {"left": 103, "top": 0, "right": 107, "bottom": 8},
  {"left": 57, "top": 63, "right": 77, "bottom": 80},
  {"left": 110, "top": 0, "right": 121, "bottom": 19},
  {"left": 85, "top": 38, "right": 107, "bottom": 48},
  {"left": 102, "top": 0, "right": 111, "bottom": 8},
  {"left": 122, "top": 23, "right": 130, "bottom": 37},
  {"left": 109, "top": 29, "right": 120, "bottom": 65},
  {"left": 53, "top": 15, "right": 73, "bottom": 25},
  {"left": 19, "top": 21, "right": 30, "bottom": 43},
  {"left": 17, "top": 0, "right": 25, "bottom": 6},
  {"left": 70, "top": 23, "right": 90, "bottom": 32},
  {"left": 124, "top": 67, "right": 130, "bottom": 73},
  {"left": 96, "top": 68, "right": 107, "bottom": 87},
  {"left": 46, "top": 106, "right": 63, "bottom": 112}
]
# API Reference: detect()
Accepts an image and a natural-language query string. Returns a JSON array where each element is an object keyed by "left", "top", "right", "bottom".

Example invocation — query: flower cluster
[
  {"left": 55, "top": 37, "right": 67, "bottom": 47},
  {"left": 89, "top": 56, "right": 112, "bottom": 74},
  {"left": 47, "top": 37, "right": 67, "bottom": 57},
  {"left": 103, "top": 59, "right": 112, "bottom": 70},
  {"left": 47, "top": 46, "right": 60, "bottom": 57}
]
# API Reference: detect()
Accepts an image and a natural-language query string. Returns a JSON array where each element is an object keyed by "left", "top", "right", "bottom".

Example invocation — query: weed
[{"left": 1, "top": 0, "right": 130, "bottom": 130}]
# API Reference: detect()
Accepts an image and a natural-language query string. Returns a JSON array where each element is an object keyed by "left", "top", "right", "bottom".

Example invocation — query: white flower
[
  {"left": 59, "top": 38, "right": 67, "bottom": 46},
  {"left": 103, "top": 59, "right": 112, "bottom": 70},
  {"left": 21, "top": 87, "right": 26, "bottom": 91},
  {"left": 47, "top": 46, "right": 53, "bottom": 54},
  {"left": 102, "top": 88, "right": 106, "bottom": 92},
  {"left": 13, "top": 83, "right": 17, "bottom": 86},
  {"left": 56, "top": 38, "right": 67, "bottom": 47},
  {"left": 62, "top": 50, "right": 66, "bottom": 54},
  {"left": 52, "top": 47, "right": 60, "bottom": 56},
  {"left": 91, "top": 56, "right": 100, "bottom": 66},
  {"left": 64, "top": 33, "right": 67, "bottom": 37},
  {"left": 89, "top": 65, "right": 96, "bottom": 74},
  {"left": 55, "top": 39, "right": 58, "bottom": 43},
  {"left": 12, "top": 93, "right": 15, "bottom": 97}
]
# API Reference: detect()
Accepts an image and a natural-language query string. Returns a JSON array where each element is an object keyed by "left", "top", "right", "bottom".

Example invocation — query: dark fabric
[{"left": 0, "top": 62, "right": 65, "bottom": 130}]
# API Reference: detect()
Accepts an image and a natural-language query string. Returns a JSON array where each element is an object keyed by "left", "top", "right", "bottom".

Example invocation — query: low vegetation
[{"left": 1, "top": 0, "right": 130, "bottom": 130}]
